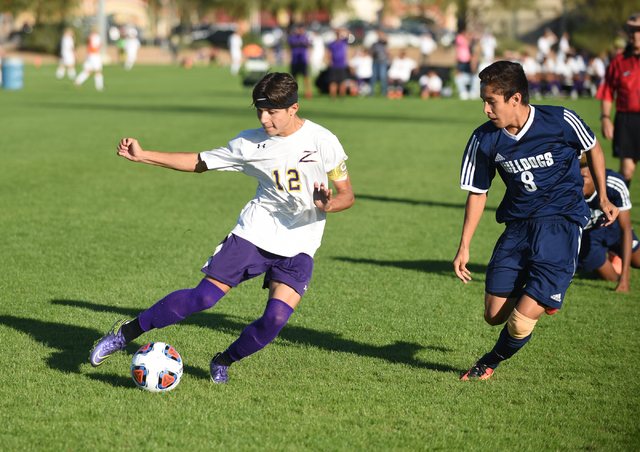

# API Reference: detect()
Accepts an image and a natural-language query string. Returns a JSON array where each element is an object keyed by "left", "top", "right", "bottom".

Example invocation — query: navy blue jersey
[
  {"left": 460, "top": 105, "right": 594, "bottom": 226},
  {"left": 584, "top": 169, "right": 632, "bottom": 231}
]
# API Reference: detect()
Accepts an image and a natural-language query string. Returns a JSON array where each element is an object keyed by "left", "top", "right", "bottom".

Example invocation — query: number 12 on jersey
[{"left": 272, "top": 169, "right": 301, "bottom": 191}]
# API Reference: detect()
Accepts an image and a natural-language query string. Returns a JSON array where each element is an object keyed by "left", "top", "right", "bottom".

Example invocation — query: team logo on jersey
[
  {"left": 299, "top": 150, "right": 318, "bottom": 163},
  {"left": 499, "top": 152, "right": 554, "bottom": 174},
  {"left": 495, "top": 153, "right": 506, "bottom": 162},
  {"left": 550, "top": 293, "right": 562, "bottom": 302}
]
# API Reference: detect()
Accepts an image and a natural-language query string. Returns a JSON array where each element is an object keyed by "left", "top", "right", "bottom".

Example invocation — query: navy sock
[
  {"left": 480, "top": 324, "right": 532, "bottom": 369},
  {"left": 227, "top": 298, "right": 294, "bottom": 362},
  {"left": 138, "top": 279, "right": 226, "bottom": 331}
]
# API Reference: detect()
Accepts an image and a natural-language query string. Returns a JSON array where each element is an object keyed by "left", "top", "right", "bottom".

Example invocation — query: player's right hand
[
  {"left": 117, "top": 137, "right": 143, "bottom": 162},
  {"left": 453, "top": 248, "right": 472, "bottom": 284}
]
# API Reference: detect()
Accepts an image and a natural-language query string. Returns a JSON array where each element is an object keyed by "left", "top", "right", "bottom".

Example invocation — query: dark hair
[
  {"left": 479, "top": 60, "right": 530, "bottom": 105},
  {"left": 252, "top": 72, "right": 298, "bottom": 108}
]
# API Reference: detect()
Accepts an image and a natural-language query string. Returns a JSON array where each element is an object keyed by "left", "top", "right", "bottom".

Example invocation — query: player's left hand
[
  {"left": 599, "top": 199, "right": 619, "bottom": 227},
  {"left": 313, "top": 182, "right": 333, "bottom": 212}
]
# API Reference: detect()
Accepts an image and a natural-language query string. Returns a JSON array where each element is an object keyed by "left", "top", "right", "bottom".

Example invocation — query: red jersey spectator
[{"left": 597, "top": 12, "right": 640, "bottom": 187}]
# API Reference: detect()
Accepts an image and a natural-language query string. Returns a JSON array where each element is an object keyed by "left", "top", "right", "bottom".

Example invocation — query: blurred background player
[
  {"left": 453, "top": 60, "right": 618, "bottom": 381},
  {"left": 56, "top": 28, "right": 76, "bottom": 81},
  {"left": 520, "top": 51, "right": 542, "bottom": 99},
  {"left": 74, "top": 28, "right": 104, "bottom": 91},
  {"left": 577, "top": 155, "right": 640, "bottom": 292},
  {"left": 597, "top": 12, "right": 640, "bottom": 188},
  {"left": 419, "top": 31, "right": 437, "bottom": 66},
  {"left": 454, "top": 28, "right": 474, "bottom": 100},
  {"left": 369, "top": 30, "right": 389, "bottom": 97},
  {"left": 386, "top": 50, "right": 418, "bottom": 98},
  {"left": 349, "top": 47, "right": 373, "bottom": 96},
  {"left": 326, "top": 28, "right": 350, "bottom": 99},
  {"left": 537, "top": 28, "right": 557, "bottom": 63},
  {"left": 0, "top": 41, "right": 5, "bottom": 84},
  {"left": 419, "top": 69, "right": 442, "bottom": 99},
  {"left": 228, "top": 24, "right": 244, "bottom": 76},
  {"left": 288, "top": 24, "right": 313, "bottom": 99},
  {"left": 88, "top": 72, "right": 354, "bottom": 384},
  {"left": 123, "top": 28, "right": 141, "bottom": 71},
  {"left": 309, "top": 31, "right": 325, "bottom": 77}
]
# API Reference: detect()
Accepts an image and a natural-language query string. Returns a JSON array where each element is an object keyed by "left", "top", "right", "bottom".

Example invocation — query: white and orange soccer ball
[{"left": 131, "top": 342, "right": 183, "bottom": 392}]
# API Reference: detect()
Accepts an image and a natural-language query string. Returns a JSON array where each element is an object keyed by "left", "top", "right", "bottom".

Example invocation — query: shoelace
[{"left": 469, "top": 363, "right": 489, "bottom": 378}]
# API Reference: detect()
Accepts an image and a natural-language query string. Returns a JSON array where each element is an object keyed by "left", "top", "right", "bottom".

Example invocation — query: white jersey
[
  {"left": 349, "top": 53, "right": 373, "bottom": 79},
  {"left": 419, "top": 73, "right": 442, "bottom": 92},
  {"left": 124, "top": 37, "right": 140, "bottom": 57},
  {"left": 199, "top": 119, "right": 348, "bottom": 258},
  {"left": 388, "top": 57, "right": 417, "bottom": 82},
  {"left": 60, "top": 34, "right": 75, "bottom": 65},
  {"left": 228, "top": 33, "right": 242, "bottom": 60}
]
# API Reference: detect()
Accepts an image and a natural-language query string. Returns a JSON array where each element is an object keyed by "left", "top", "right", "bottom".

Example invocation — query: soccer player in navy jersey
[
  {"left": 577, "top": 156, "right": 640, "bottom": 292},
  {"left": 453, "top": 60, "right": 619, "bottom": 380}
]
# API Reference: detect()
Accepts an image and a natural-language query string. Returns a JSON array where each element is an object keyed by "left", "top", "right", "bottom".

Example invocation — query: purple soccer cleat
[
  {"left": 89, "top": 319, "right": 130, "bottom": 367},
  {"left": 210, "top": 353, "right": 229, "bottom": 384}
]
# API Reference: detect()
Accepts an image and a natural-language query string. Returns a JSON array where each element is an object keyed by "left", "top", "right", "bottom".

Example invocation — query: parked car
[{"left": 362, "top": 27, "right": 420, "bottom": 49}]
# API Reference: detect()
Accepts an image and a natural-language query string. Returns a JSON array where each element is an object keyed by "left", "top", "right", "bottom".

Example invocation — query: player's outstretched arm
[
  {"left": 453, "top": 192, "right": 487, "bottom": 284},
  {"left": 313, "top": 175, "right": 354, "bottom": 213},
  {"left": 586, "top": 141, "right": 619, "bottom": 226},
  {"left": 116, "top": 137, "right": 208, "bottom": 173}
]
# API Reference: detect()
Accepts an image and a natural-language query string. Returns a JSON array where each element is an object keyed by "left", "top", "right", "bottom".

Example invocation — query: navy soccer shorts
[
  {"left": 485, "top": 216, "right": 582, "bottom": 310},
  {"left": 578, "top": 225, "right": 639, "bottom": 272},
  {"left": 201, "top": 233, "right": 314, "bottom": 297}
]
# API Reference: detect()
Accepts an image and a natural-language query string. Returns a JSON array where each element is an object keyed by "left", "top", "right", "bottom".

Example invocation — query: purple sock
[
  {"left": 227, "top": 298, "right": 294, "bottom": 361},
  {"left": 139, "top": 279, "right": 226, "bottom": 331}
]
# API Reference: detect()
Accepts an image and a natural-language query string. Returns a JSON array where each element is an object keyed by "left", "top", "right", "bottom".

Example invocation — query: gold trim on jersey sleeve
[{"left": 327, "top": 160, "right": 348, "bottom": 181}]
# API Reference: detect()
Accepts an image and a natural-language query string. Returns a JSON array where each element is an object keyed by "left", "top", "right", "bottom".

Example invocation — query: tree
[
  {"left": 572, "top": 0, "right": 637, "bottom": 35},
  {"left": 0, "top": 0, "right": 80, "bottom": 23},
  {"left": 209, "top": 0, "right": 349, "bottom": 18}
]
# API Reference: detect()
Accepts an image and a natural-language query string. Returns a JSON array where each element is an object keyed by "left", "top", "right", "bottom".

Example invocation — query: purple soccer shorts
[{"left": 201, "top": 234, "right": 314, "bottom": 296}]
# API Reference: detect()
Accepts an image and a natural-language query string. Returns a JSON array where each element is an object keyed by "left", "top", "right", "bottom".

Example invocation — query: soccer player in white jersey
[
  {"left": 56, "top": 29, "right": 76, "bottom": 81},
  {"left": 453, "top": 61, "right": 618, "bottom": 380},
  {"left": 89, "top": 72, "right": 355, "bottom": 384},
  {"left": 123, "top": 28, "right": 141, "bottom": 71},
  {"left": 74, "top": 28, "right": 104, "bottom": 91}
]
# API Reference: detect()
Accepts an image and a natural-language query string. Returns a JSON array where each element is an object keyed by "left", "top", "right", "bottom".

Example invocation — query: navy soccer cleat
[
  {"left": 89, "top": 319, "right": 130, "bottom": 367},
  {"left": 210, "top": 353, "right": 230, "bottom": 384},
  {"left": 461, "top": 361, "right": 494, "bottom": 380}
]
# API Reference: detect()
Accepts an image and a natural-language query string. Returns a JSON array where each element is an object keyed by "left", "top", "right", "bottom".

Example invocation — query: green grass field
[{"left": 1, "top": 63, "right": 638, "bottom": 451}]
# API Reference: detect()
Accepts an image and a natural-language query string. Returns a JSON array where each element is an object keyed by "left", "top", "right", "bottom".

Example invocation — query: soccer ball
[{"left": 131, "top": 342, "right": 183, "bottom": 392}]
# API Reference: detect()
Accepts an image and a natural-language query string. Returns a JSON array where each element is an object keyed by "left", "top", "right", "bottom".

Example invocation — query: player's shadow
[
  {"left": 7, "top": 298, "right": 460, "bottom": 384},
  {"left": 332, "top": 257, "right": 487, "bottom": 277},
  {"left": 355, "top": 194, "right": 497, "bottom": 211},
  {"left": 0, "top": 312, "right": 219, "bottom": 386}
]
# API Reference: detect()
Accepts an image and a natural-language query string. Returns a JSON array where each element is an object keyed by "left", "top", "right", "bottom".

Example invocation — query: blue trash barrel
[{"left": 2, "top": 58, "right": 24, "bottom": 90}]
